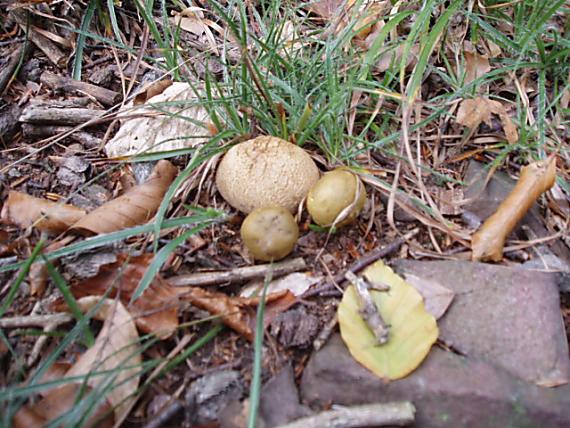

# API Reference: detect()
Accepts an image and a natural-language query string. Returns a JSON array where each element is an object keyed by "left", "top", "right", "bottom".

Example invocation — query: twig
[
  {"left": 303, "top": 229, "right": 419, "bottom": 298},
  {"left": 19, "top": 106, "right": 106, "bottom": 125},
  {"left": 345, "top": 271, "right": 390, "bottom": 345},
  {"left": 0, "top": 313, "right": 73, "bottom": 328},
  {"left": 276, "top": 402, "right": 415, "bottom": 428},
  {"left": 40, "top": 72, "right": 120, "bottom": 106},
  {"left": 313, "top": 311, "right": 338, "bottom": 352},
  {"left": 169, "top": 257, "right": 307, "bottom": 287}
]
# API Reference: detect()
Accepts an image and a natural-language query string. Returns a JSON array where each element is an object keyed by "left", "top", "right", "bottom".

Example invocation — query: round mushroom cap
[
  {"left": 240, "top": 207, "right": 299, "bottom": 261},
  {"left": 306, "top": 168, "right": 367, "bottom": 228},
  {"left": 215, "top": 136, "right": 320, "bottom": 213}
]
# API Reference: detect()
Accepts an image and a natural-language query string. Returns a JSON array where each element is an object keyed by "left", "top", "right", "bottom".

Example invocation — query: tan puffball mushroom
[
  {"left": 306, "top": 168, "right": 367, "bottom": 228},
  {"left": 215, "top": 136, "right": 319, "bottom": 213},
  {"left": 240, "top": 207, "right": 299, "bottom": 261}
]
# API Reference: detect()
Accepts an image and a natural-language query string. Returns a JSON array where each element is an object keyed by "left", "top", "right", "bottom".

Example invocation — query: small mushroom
[
  {"left": 215, "top": 136, "right": 319, "bottom": 213},
  {"left": 240, "top": 207, "right": 299, "bottom": 261},
  {"left": 306, "top": 168, "right": 366, "bottom": 228}
]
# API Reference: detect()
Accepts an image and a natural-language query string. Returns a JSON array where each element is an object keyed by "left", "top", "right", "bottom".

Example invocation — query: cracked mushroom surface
[{"left": 215, "top": 136, "right": 320, "bottom": 213}]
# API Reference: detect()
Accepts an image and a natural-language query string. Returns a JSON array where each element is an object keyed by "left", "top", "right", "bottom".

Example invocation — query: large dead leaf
[
  {"left": 338, "top": 261, "right": 438, "bottom": 380},
  {"left": 1, "top": 191, "right": 85, "bottom": 234},
  {"left": 71, "top": 160, "right": 177, "bottom": 235},
  {"left": 179, "top": 287, "right": 296, "bottom": 341},
  {"left": 59, "top": 253, "right": 179, "bottom": 339},
  {"left": 472, "top": 156, "right": 557, "bottom": 262},
  {"left": 105, "top": 82, "right": 212, "bottom": 158},
  {"left": 13, "top": 297, "right": 141, "bottom": 427},
  {"left": 456, "top": 97, "right": 518, "bottom": 145}
]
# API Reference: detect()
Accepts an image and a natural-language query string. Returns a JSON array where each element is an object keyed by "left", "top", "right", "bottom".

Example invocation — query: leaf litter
[{"left": 1, "top": 0, "right": 569, "bottom": 426}]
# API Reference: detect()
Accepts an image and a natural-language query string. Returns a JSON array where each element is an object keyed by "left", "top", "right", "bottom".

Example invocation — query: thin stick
[
  {"left": 0, "top": 313, "right": 73, "bottom": 328},
  {"left": 303, "top": 229, "right": 419, "bottom": 298},
  {"left": 276, "top": 402, "right": 415, "bottom": 428},
  {"left": 169, "top": 257, "right": 306, "bottom": 287}
]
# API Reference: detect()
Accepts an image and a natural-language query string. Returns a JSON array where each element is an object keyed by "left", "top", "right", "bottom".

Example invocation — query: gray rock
[
  {"left": 220, "top": 365, "right": 312, "bottom": 428},
  {"left": 393, "top": 260, "right": 569, "bottom": 386},
  {"left": 185, "top": 370, "right": 243, "bottom": 426},
  {"left": 301, "top": 334, "right": 570, "bottom": 428}
]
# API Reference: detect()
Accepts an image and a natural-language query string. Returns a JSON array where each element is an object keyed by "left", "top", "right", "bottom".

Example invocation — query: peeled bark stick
[
  {"left": 169, "top": 257, "right": 307, "bottom": 287},
  {"left": 0, "top": 313, "right": 73, "bottom": 328},
  {"left": 472, "top": 156, "right": 557, "bottom": 262},
  {"left": 22, "top": 124, "right": 102, "bottom": 148},
  {"left": 276, "top": 402, "right": 415, "bottom": 428},
  {"left": 19, "top": 106, "right": 105, "bottom": 126},
  {"left": 41, "top": 72, "right": 121, "bottom": 106}
]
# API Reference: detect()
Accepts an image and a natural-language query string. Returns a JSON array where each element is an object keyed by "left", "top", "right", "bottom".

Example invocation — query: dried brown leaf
[
  {"left": 1, "top": 191, "right": 86, "bottom": 234},
  {"left": 60, "top": 253, "right": 179, "bottom": 339},
  {"left": 133, "top": 79, "right": 173, "bottom": 105},
  {"left": 71, "top": 160, "right": 177, "bottom": 235},
  {"left": 472, "top": 156, "right": 557, "bottom": 261},
  {"left": 68, "top": 297, "right": 141, "bottom": 425},
  {"left": 179, "top": 287, "right": 296, "bottom": 341},
  {"left": 456, "top": 97, "right": 518, "bottom": 144},
  {"left": 306, "top": 0, "right": 342, "bottom": 19},
  {"left": 13, "top": 385, "right": 114, "bottom": 428},
  {"left": 464, "top": 50, "right": 490, "bottom": 84},
  {"left": 13, "top": 297, "right": 140, "bottom": 428},
  {"left": 402, "top": 273, "right": 455, "bottom": 320},
  {"left": 181, "top": 286, "right": 254, "bottom": 340}
]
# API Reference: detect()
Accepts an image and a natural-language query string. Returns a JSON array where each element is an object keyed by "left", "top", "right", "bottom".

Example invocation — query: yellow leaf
[{"left": 338, "top": 261, "right": 438, "bottom": 380}]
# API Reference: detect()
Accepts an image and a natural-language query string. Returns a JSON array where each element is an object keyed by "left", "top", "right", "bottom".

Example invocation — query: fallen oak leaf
[
  {"left": 71, "top": 160, "right": 177, "bottom": 235},
  {"left": 53, "top": 253, "right": 179, "bottom": 339},
  {"left": 456, "top": 97, "right": 518, "bottom": 145},
  {"left": 178, "top": 287, "right": 296, "bottom": 341},
  {"left": 1, "top": 191, "right": 85, "bottom": 234},
  {"left": 13, "top": 296, "right": 141, "bottom": 428},
  {"left": 471, "top": 156, "right": 557, "bottom": 262}
]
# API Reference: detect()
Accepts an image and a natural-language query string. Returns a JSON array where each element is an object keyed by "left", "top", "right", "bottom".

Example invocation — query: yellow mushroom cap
[
  {"left": 240, "top": 207, "right": 299, "bottom": 261},
  {"left": 215, "top": 136, "right": 320, "bottom": 213},
  {"left": 306, "top": 168, "right": 366, "bottom": 228}
]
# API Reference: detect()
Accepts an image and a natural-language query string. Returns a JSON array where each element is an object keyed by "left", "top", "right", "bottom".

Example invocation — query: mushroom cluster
[{"left": 215, "top": 136, "right": 367, "bottom": 261}]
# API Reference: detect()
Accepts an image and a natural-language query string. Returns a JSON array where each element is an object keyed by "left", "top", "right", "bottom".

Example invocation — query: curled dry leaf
[
  {"left": 472, "top": 156, "right": 557, "bottom": 262},
  {"left": 338, "top": 261, "right": 438, "bottom": 380},
  {"left": 402, "top": 273, "right": 454, "bottom": 320},
  {"left": 59, "top": 253, "right": 179, "bottom": 339},
  {"left": 106, "top": 82, "right": 213, "bottom": 158},
  {"left": 1, "top": 191, "right": 85, "bottom": 234},
  {"left": 13, "top": 297, "right": 141, "bottom": 428},
  {"left": 456, "top": 97, "right": 518, "bottom": 145},
  {"left": 133, "top": 79, "right": 173, "bottom": 105},
  {"left": 179, "top": 286, "right": 296, "bottom": 341},
  {"left": 71, "top": 160, "right": 177, "bottom": 235}
]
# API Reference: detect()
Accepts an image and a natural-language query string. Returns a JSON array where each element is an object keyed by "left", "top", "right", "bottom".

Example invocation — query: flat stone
[
  {"left": 301, "top": 334, "right": 570, "bottom": 428},
  {"left": 393, "top": 259, "right": 569, "bottom": 386}
]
